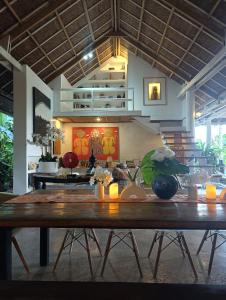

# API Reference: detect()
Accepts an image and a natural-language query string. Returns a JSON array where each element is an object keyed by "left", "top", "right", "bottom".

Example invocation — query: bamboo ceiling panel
[{"left": 0, "top": 0, "right": 225, "bottom": 114}]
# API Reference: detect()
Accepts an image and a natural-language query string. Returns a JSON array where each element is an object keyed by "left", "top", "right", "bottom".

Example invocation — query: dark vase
[{"left": 152, "top": 175, "right": 178, "bottom": 199}]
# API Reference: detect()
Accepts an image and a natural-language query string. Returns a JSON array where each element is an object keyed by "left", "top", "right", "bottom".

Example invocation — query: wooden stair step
[
  {"left": 163, "top": 136, "right": 194, "bottom": 139},
  {"left": 176, "top": 156, "right": 207, "bottom": 159},
  {"left": 166, "top": 142, "right": 197, "bottom": 145},
  {"left": 172, "top": 149, "right": 202, "bottom": 152},
  {"left": 188, "top": 165, "right": 215, "bottom": 168}
]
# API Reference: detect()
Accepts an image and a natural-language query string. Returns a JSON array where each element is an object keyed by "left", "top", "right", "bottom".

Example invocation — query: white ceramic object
[
  {"left": 120, "top": 182, "right": 146, "bottom": 200},
  {"left": 37, "top": 161, "right": 58, "bottom": 173}
]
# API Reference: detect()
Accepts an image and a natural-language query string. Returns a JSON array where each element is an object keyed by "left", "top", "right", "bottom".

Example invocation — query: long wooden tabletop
[{"left": 0, "top": 190, "right": 226, "bottom": 229}]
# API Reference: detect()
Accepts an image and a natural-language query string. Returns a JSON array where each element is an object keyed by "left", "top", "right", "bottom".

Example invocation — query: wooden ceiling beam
[
  {"left": 82, "top": 0, "right": 95, "bottom": 42},
  {"left": 169, "top": 0, "right": 221, "bottom": 78},
  {"left": 120, "top": 23, "right": 191, "bottom": 78},
  {"left": 153, "top": 7, "right": 174, "bottom": 68},
  {"left": 2, "top": 0, "right": 56, "bottom": 72},
  {"left": 127, "top": 0, "right": 224, "bottom": 45},
  {"left": 45, "top": 35, "right": 110, "bottom": 83},
  {"left": 134, "top": 0, "right": 146, "bottom": 56},
  {"left": 11, "top": 11, "right": 86, "bottom": 52},
  {"left": 122, "top": 33, "right": 189, "bottom": 82},
  {"left": 183, "top": 0, "right": 225, "bottom": 28},
  {"left": 36, "top": 22, "right": 112, "bottom": 76},
  {"left": 157, "top": 0, "right": 224, "bottom": 44},
  {"left": 55, "top": 11, "right": 77, "bottom": 58},
  {"left": 195, "top": 94, "right": 207, "bottom": 103},
  {"left": 0, "top": 0, "right": 73, "bottom": 41},
  {"left": 121, "top": 5, "right": 217, "bottom": 57},
  {"left": 55, "top": 10, "right": 86, "bottom": 78}
]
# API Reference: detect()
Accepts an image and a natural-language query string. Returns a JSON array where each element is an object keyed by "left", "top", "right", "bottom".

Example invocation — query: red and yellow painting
[{"left": 72, "top": 127, "right": 119, "bottom": 160}]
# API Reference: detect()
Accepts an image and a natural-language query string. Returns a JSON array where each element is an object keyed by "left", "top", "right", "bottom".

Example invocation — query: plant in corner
[
  {"left": 141, "top": 146, "right": 189, "bottom": 199},
  {"left": 27, "top": 124, "right": 64, "bottom": 173},
  {"left": 27, "top": 124, "right": 64, "bottom": 162}
]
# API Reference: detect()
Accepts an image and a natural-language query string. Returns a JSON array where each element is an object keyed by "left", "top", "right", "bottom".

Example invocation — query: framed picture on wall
[
  {"left": 72, "top": 127, "right": 119, "bottom": 161},
  {"left": 143, "top": 77, "right": 166, "bottom": 105},
  {"left": 33, "top": 87, "right": 51, "bottom": 136}
]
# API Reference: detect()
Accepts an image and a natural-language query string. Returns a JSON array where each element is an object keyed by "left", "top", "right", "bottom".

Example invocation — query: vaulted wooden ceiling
[{"left": 0, "top": 0, "right": 226, "bottom": 114}]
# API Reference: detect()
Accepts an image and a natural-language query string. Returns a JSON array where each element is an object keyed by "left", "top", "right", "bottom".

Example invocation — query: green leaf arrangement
[{"left": 141, "top": 149, "right": 189, "bottom": 185}]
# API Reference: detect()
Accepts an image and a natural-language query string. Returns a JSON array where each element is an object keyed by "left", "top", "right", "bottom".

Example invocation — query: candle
[
  {"left": 206, "top": 183, "right": 216, "bottom": 200},
  {"left": 109, "top": 183, "right": 119, "bottom": 200},
  {"left": 220, "top": 189, "right": 226, "bottom": 200}
]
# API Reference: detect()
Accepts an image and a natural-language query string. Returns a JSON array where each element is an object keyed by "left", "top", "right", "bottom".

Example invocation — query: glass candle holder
[
  {"left": 206, "top": 183, "right": 216, "bottom": 200},
  {"left": 109, "top": 183, "right": 119, "bottom": 200}
]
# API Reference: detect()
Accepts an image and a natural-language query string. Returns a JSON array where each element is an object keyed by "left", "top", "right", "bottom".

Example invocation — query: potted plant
[
  {"left": 27, "top": 124, "right": 64, "bottom": 173},
  {"left": 89, "top": 166, "right": 113, "bottom": 200},
  {"left": 141, "top": 146, "right": 189, "bottom": 199}
]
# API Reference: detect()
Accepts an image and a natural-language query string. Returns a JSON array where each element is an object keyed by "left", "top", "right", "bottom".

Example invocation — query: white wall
[
  {"left": 13, "top": 65, "right": 53, "bottom": 194},
  {"left": 49, "top": 74, "right": 73, "bottom": 113},
  {"left": 128, "top": 52, "right": 184, "bottom": 120},
  {"left": 61, "top": 122, "right": 163, "bottom": 161}
]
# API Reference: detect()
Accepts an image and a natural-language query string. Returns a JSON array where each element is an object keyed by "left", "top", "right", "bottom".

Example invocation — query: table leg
[
  {"left": 40, "top": 228, "right": 49, "bottom": 266},
  {"left": 0, "top": 228, "right": 12, "bottom": 280},
  {"left": 34, "top": 177, "right": 41, "bottom": 190}
]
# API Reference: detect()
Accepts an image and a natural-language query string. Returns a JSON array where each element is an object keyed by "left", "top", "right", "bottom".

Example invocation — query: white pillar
[
  {"left": 13, "top": 66, "right": 28, "bottom": 194},
  {"left": 185, "top": 90, "right": 195, "bottom": 135},
  {"left": 13, "top": 65, "right": 53, "bottom": 194},
  {"left": 206, "top": 119, "right": 212, "bottom": 146}
]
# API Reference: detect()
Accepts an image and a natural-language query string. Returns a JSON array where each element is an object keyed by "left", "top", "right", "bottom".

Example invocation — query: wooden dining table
[{"left": 1, "top": 189, "right": 226, "bottom": 280}]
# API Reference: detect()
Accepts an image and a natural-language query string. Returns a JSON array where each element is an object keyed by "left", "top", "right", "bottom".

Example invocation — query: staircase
[
  {"left": 162, "top": 132, "right": 215, "bottom": 174},
  {"left": 134, "top": 117, "right": 186, "bottom": 134}
]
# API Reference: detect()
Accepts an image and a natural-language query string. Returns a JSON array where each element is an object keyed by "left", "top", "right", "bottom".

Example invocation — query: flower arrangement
[
  {"left": 141, "top": 146, "right": 189, "bottom": 185},
  {"left": 27, "top": 124, "right": 64, "bottom": 162},
  {"left": 90, "top": 166, "right": 113, "bottom": 187}
]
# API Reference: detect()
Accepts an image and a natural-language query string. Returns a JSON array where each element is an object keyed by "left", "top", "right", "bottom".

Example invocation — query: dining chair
[
  {"left": 148, "top": 230, "right": 197, "bottom": 279},
  {"left": 0, "top": 193, "right": 30, "bottom": 274},
  {"left": 53, "top": 228, "right": 102, "bottom": 277},
  {"left": 196, "top": 229, "right": 226, "bottom": 275},
  {"left": 100, "top": 229, "right": 143, "bottom": 277}
]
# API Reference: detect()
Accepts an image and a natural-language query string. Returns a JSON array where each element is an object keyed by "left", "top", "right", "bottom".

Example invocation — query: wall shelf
[{"left": 59, "top": 58, "right": 134, "bottom": 113}]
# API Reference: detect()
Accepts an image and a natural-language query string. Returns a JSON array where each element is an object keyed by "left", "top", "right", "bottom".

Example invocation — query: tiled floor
[{"left": 13, "top": 228, "right": 226, "bottom": 284}]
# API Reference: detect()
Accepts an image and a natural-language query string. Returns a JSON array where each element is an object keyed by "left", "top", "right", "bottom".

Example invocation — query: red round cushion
[{"left": 62, "top": 152, "right": 79, "bottom": 168}]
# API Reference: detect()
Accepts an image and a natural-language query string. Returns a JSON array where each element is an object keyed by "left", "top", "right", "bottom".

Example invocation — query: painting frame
[
  {"left": 143, "top": 77, "right": 166, "bottom": 106},
  {"left": 33, "top": 87, "right": 51, "bottom": 136},
  {"left": 72, "top": 127, "right": 119, "bottom": 161}
]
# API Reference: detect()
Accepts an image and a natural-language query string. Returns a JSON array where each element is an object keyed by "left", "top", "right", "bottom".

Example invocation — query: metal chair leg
[
  {"left": 11, "top": 236, "right": 30, "bottom": 274},
  {"left": 53, "top": 231, "right": 69, "bottom": 272},
  {"left": 153, "top": 231, "right": 164, "bottom": 279},
  {"left": 180, "top": 233, "right": 198, "bottom": 278},
  {"left": 91, "top": 229, "right": 102, "bottom": 256},
  {"left": 196, "top": 230, "right": 209, "bottom": 255},
  {"left": 101, "top": 230, "right": 114, "bottom": 276},
  {"left": 176, "top": 232, "right": 185, "bottom": 258},
  {"left": 83, "top": 229, "right": 93, "bottom": 277},
  {"left": 148, "top": 231, "right": 158, "bottom": 258},
  {"left": 208, "top": 231, "right": 218, "bottom": 276},
  {"left": 69, "top": 229, "right": 75, "bottom": 254},
  {"left": 129, "top": 231, "right": 143, "bottom": 277}
]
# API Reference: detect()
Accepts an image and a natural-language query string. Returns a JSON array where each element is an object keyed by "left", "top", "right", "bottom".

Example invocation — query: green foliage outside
[
  {"left": 196, "top": 134, "right": 226, "bottom": 165},
  {"left": 0, "top": 112, "right": 13, "bottom": 191}
]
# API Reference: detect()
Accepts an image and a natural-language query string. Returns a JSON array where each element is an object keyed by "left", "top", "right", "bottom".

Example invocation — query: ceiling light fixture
[
  {"left": 83, "top": 52, "right": 93, "bottom": 60},
  {"left": 96, "top": 117, "right": 101, "bottom": 122},
  {"left": 195, "top": 112, "right": 202, "bottom": 118}
]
